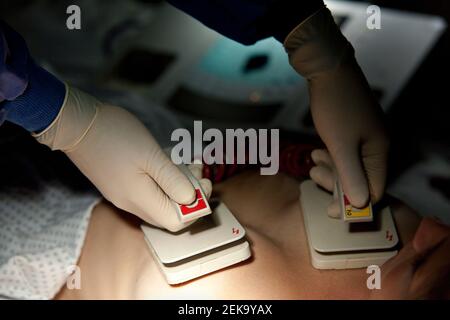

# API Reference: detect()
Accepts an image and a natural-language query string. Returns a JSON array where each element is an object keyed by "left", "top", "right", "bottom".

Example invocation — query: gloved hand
[
  {"left": 33, "top": 85, "right": 212, "bottom": 232},
  {"left": 308, "top": 148, "right": 342, "bottom": 217},
  {"left": 284, "top": 6, "right": 389, "bottom": 212}
]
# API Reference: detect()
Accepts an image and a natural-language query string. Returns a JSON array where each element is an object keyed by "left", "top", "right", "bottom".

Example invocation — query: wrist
[
  {"left": 33, "top": 86, "right": 99, "bottom": 151},
  {"left": 283, "top": 6, "right": 355, "bottom": 80}
]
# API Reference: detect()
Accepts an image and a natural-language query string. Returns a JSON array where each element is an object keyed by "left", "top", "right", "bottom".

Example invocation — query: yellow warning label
[{"left": 346, "top": 206, "right": 371, "bottom": 218}]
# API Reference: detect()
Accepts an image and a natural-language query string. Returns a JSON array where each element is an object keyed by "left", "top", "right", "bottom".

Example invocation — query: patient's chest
[
  {"left": 134, "top": 173, "right": 368, "bottom": 299},
  {"left": 59, "top": 173, "right": 415, "bottom": 299}
]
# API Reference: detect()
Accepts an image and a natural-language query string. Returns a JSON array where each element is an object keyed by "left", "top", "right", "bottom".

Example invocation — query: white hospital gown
[{"left": 0, "top": 181, "right": 99, "bottom": 299}]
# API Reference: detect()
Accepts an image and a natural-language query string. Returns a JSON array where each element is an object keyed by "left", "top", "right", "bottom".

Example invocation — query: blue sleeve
[
  {"left": 0, "top": 21, "right": 65, "bottom": 133},
  {"left": 167, "top": 0, "right": 324, "bottom": 45}
]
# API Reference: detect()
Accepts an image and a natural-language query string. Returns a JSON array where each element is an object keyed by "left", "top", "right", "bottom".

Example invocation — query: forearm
[{"left": 0, "top": 21, "right": 65, "bottom": 132}]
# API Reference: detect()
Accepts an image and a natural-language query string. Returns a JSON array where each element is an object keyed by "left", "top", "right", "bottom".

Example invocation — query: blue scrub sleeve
[{"left": 0, "top": 21, "right": 66, "bottom": 133}]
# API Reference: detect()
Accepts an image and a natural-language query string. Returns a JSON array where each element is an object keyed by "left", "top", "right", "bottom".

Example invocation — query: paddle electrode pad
[
  {"left": 300, "top": 180, "right": 399, "bottom": 269},
  {"left": 142, "top": 201, "right": 251, "bottom": 284},
  {"left": 141, "top": 165, "right": 251, "bottom": 284}
]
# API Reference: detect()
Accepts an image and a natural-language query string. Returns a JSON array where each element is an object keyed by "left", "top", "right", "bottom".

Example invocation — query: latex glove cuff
[{"left": 33, "top": 84, "right": 99, "bottom": 151}]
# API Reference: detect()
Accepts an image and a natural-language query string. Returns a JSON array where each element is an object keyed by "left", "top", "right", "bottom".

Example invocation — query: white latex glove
[
  {"left": 186, "top": 163, "right": 212, "bottom": 195},
  {"left": 309, "top": 148, "right": 340, "bottom": 217},
  {"left": 33, "top": 85, "right": 212, "bottom": 232},
  {"left": 284, "top": 7, "right": 389, "bottom": 212}
]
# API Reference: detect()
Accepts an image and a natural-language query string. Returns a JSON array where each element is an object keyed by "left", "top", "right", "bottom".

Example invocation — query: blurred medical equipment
[
  {"left": 102, "top": 0, "right": 444, "bottom": 132},
  {"left": 5, "top": 1, "right": 445, "bottom": 136}
]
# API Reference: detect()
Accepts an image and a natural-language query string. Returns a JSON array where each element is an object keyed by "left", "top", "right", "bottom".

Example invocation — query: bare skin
[{"left": 56, "top": 171, "right": 429, "bottom": 300}]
